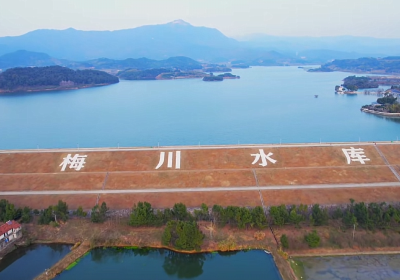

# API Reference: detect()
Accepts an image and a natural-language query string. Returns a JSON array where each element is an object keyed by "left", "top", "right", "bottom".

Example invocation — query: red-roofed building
[{"left": 0, "top": 221, "right": 22, "bottom": 251}]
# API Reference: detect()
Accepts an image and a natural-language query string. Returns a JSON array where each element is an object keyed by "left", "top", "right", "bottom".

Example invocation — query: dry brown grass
[{"left": 261, "top": 187, "right": 400, "bottom": 206}]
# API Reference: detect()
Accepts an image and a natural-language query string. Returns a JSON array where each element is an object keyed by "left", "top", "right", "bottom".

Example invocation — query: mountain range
[
  {"left": 0, "top": 50, "right": 204, "bottom": 71},
  {"left": 0, "top": 20, "right": 400, "bottom": 66}
]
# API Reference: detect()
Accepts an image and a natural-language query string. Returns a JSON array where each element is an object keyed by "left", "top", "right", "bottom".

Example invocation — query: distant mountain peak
[{"left": 169, "top": 19, "right": 191, "bottom": 26}]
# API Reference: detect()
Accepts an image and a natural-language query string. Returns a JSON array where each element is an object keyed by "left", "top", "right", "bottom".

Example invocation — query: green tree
[
  {"left": 289, "top": 206, "right": 303, "bottom": 227},
  {"left": 353, "top": 202, "right": 369, "bottom": 228},
  {"left": 251, "top": 206, "right": 268, "bottom": 229},
  {"left": 387, "top": 205, "right": 400, "bottom": 226},
  {"left": 91, "top": 202, "right": 108, "bottom": 223},
  {"left": 235, "top": 207, "right": 252, "bottom": 229},
  {"left": 269, "top": 205, "right": 289, "bottom": 226},
  {"left": 163, "top": 208, "right": 174, "bottom": 223},
  {"left": 304, "top": 230, "right": 320, "bottom": 248},
  {"left": 173, "top": 203, "right": 189, "bottom": 221},
  {"left": 20, "top": 207, "right": 32, "bottom": 223},
  {"left": 74, "top": 206, "right": 87, "bottom": 217},
  {"left": 129, "top": 201, "right": 156, "bottom": 226},
  {"left": 211, "top": 205, "right": 228, "bottom": 226},
  {"left": 5, "top": 203, "right": 17, "bottom": 221},
  {"left": 194, "top": 203, "right": 209, "bottom": 221},
  {"left": 332, "top": 207, "right": 343, "bottom": 219},
  {"left": 280, "top": 234, "right": 289, "bottom": 249},
  {"left": 310, "top": 204, "right": 328, "bottom": 226},
  {"left": 38, "top": 206, "right": 54, "bottom": 225},
  {"left": 162, "top": 224, "right": 172, "bottom": 245},
  {"left": 162, "top": 221, "right": 204, "bottom": 251},
  {"left": 225, "top": 206, "right": 239, "bottom": 225},
  {"left": 54, "top": 200, "right": 68, "bottom": 222}
]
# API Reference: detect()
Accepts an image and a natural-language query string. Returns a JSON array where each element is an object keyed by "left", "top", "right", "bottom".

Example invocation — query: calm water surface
[
  {"left": 298, "top": 255, "right": 400, "bottom": 280},
  {"left": 58, "top": 248, "right": 282, "bottom": 280},
  {"left": 0, "top": 66, "right": 399, "bottom": 150},
  {"left": 0, "top": 244, "right": 70, "bottom": 280}
]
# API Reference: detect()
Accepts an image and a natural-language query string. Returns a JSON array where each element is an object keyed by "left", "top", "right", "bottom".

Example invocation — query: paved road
[
  {"left": 0, "top": 182, "right": 399, "bottom": 196},
  {"left": 1, "top": 141, "right": 399, "bottom": 154}
]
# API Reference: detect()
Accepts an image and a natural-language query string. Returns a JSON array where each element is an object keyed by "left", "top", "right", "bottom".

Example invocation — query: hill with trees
[
  {"left": 309, "top": 57, "right": 400, "bottom": 74},
  {"left": 85, "top": 56, "right": 202, "bottom": 71},
  {"left": 0, "top": 66, "right": 119, "bottom": 93},
  {"left": 0, "top": 51, "right": 203, "bottom": 71},
  {"left": 342, "top": 76, "right": 379, "bottom": 90}
]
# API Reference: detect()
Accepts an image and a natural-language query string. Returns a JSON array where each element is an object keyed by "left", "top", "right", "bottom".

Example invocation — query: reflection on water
[
  {"left": 58, "top": 248, "right": 282, "bottom": 280},
  {"left": 163, "top": 250, "right": 206, "bottom": 278},
  {"left": 378, "top": 115, "right": 400, "bottom": 124},
  {"left": 1, "top": 66, "right": 399, "bottom": 149},
  {"left": 0, "top": 244, "right": 70, "bottom": 280}
]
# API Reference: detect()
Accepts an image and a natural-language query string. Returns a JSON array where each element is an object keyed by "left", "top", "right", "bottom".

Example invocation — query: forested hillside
[
  {"left": 0, "top": 66, "right": 119, "bottom": 92},
  {"left": 310, "top": 57, "right": 400, "bottom": 74}
]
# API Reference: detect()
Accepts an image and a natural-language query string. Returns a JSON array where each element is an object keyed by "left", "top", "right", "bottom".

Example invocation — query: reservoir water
[
  {"left": 0, "top": 244, "right": 70, "bottom": 280},
  {"left": 1, "top": 66, "right": 399, "bottom": 279},
  {"left": 297, "top": 255, "right": 400, "bottom": 280},
  {"left": 0, "top": 66, "right": 398, "bottom": 150},
  {"left": 57, "top": 248, "right": 282, "bottom": 280}
]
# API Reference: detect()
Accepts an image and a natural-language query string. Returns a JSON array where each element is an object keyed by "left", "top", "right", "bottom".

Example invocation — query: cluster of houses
[{"left": 0, "top": 220, "right": 22, "bottom": 251}]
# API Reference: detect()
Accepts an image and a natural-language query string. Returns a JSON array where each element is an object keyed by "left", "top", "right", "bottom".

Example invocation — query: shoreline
[
  {"left": 361, "top": 108, "right": 400, "bottom": 118},
  {"left": 29, "top": 239, "right": 400, "bottom": 280},
  {"left": 3, "top": 219, "right": 400, "bottom": 280},
  {"left": 0, "top": 82, "right": 117, "bottom": 94},
  {"left": 1, "top": 140, "right": 400, "bottom": 154}
]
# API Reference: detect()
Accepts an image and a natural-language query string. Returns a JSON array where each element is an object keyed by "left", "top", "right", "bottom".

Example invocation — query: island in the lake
[
  {"left": 203, "top": 73, "right": 240, "bottom": 81},
  {"left": 117, "top": 68, "right": 207, "bottom": 80},
  {"left": 0, "top": 66, "right": 119, "bottom": 93}
]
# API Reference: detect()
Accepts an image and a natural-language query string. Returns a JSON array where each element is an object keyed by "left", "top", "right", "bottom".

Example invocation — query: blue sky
[{"left": 0, "top": 0, "right": 399, "bottom": 38}]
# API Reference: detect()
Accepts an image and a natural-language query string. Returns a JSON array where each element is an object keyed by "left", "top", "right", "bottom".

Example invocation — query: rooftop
[{"left": 0, "top": 220, "right": 21, "bottom": 236}]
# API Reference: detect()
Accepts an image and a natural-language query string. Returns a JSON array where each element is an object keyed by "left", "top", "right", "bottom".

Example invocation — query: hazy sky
[{"left": 1, "top": 0, "right": 400, "bottom": 38}]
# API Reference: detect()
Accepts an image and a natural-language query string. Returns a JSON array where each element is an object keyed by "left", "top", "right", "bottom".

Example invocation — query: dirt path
[
  {"left": 290, "top": 249, "right": 400, "bottom": 257},
  {"left": 34, "top": 243, "right": 90, "bottom": 280}
]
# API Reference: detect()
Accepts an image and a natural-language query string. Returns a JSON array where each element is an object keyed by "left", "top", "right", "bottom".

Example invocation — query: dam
[{"left": 0, "top": 142, "right": 400, "bottom": 210}]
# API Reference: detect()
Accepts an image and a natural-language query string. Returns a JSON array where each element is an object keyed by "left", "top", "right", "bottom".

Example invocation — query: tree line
[
  {"left": 269, "top": 199, "right": 400, "bottom": 230},
  {"left": 3, "top": 198, "right": 400, "bottom": 251}
]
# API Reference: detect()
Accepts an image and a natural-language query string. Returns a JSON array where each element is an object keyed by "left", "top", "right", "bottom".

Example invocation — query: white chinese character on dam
[
  {"left": 59, "top": 154, "right": 87, "bottom": 171},
  {"left": 251, "top": 149, "right": 277, "bottom": 167},
  {"left": 155, "top": 151, "right": 181, "bottom": 169},
  {"left": 342, "top": 147, "right": 370, "bottom": 165}
]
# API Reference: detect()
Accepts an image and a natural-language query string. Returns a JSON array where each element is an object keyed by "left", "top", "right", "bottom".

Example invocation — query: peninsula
[
  {"left": 0, "top": 66, "right": 119, "bottom": 93},
  {"left": 361, "top": 92, "right": 400, "bottom": 116},
  {"left": 335, "top": 75, "right": 400, "bottom": 94}
]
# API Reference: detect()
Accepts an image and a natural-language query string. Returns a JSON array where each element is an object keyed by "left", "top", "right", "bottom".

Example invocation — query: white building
[{"left": 0, "top": 220, "right": 22, "bottom": 251}]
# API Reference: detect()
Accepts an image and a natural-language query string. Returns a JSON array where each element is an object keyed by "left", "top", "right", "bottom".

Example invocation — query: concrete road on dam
[
  {"left": 1, "top": 182, "right": 399, "bottom": 196},
  {"left": 1, "top": 141, "right": 399, "bottom": 154}
]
